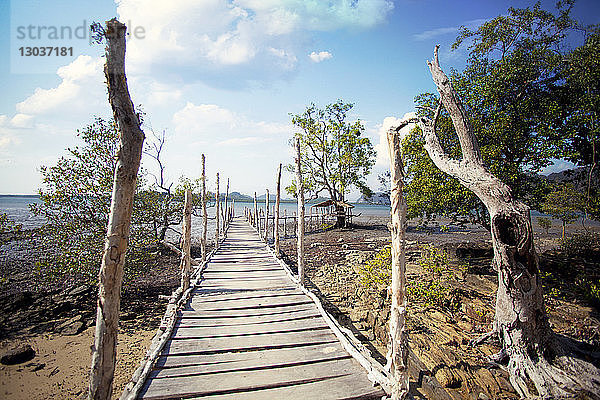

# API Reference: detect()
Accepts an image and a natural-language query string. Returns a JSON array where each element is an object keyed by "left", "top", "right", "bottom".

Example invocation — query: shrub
[
  {"left": 358, "top": 243, "right": 461, "bottom": 311},
  {"left": 357, "top": 245, "right": 391, "bottom": 288},
  {"left": 560, "top": 231, "right": 600, "bottom": 259},
  {"left": 538, "top": 217, "right": 552, "bottom": 234}
]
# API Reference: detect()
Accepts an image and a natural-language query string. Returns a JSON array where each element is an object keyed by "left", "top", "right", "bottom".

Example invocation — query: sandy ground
[{"left": 0, "top": 326, "right": 155, "bottom": 400}]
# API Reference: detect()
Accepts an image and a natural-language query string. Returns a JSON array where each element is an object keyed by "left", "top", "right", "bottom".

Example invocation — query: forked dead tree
[
  {"left": 88, "top": 19, "right": 145, "bottom": 400},
  {"left": 396, "top": 45, "right": 600, "bottom": 398}
]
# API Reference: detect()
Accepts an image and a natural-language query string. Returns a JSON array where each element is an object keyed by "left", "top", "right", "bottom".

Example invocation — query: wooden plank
[
  {"left": 189, "top": 293, "right": 310, "bottom": 309},
  {"left": 199, "top": 279, "right": 295, "bottom": 291},
  {"left": 140, "top": 358, "right": 383, "bottom": 400},
  {"left": 179, "top": 302, "right": 316, "bottom": 318},
  {"left": 161, "top": 329, "right": 338, "bottom": 355},
  {"left": 191, "top": 287, "right": 301, "bottom": 300},
  {"left": 185, "top": 375, "right": 385, "bottom": 400},
  {"left": 175, "top": 310, "right": 322, "bottom": 327},
  {"left": 173, "top": 317, "right": 329, "bottom": 338},
  {"left": 151, "top": 348, "right": 350, "bottom": 379},
  {"left": 155, "top": 342, "right": 347, "bottom": 369}
]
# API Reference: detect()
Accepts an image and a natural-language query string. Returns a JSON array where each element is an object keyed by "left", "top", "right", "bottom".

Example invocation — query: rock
[
  {"left": 57, "top": 315, "right": 85, "bottom": 335},
  {"left": 434, "top": 367, "right": 461, "bottom": 388},
  {"left": 27, "top": 362, "right": 45, "bottom": 372},
  {"left": 1, "top": 344, "right": 35, "bottom": 365},
  {"left": 8, "top": 291, "right": 33, "bottom": 311},
  {"left": 68, "top": 285, "right": 90, "bottom": 297}
]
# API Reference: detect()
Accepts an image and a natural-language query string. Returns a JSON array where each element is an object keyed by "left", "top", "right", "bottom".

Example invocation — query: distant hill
[
  {"left": 228, "top": 191, "right": 253, "bottom": 201},
  {"left": 544, "top": 167, "right": 598, "bottom": 190},
  {"left": 355, "top": 192, "right": 390, "bottom": 205}
]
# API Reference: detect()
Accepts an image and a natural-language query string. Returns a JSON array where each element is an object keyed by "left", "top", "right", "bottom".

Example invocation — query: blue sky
[{"left": 1, "top": 0, "right": 599, "bottom": 197}]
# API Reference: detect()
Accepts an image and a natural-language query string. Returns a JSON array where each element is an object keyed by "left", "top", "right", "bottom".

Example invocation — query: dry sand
[{"left": 0, "top": 327, "right": 156, "bottom": 400}]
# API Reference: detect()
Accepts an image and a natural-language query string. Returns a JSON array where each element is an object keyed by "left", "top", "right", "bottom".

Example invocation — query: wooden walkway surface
[{"left": 138, "top": 220, "right": 387, "bottom": 400}]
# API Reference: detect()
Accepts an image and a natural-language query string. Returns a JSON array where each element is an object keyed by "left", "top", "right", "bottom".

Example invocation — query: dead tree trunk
[
  {"left": 412, "top": 45, "right": 600, "bottom": 398},
  {"left": 385, "top": 128, "right": 409, "bottom": 399},
  {"left": 275, "top": 163, "right": 282, "bottom": 256},
  {"left": 201, "top": 154, "right": 207, "bottom": 262},
  {"left": 265, "top": 189, "right": 270, "bottom": 242},
  {"left": 215, "top": 173, "right": 220, "bottom": 245},
  {"left": 88, "top": 19, "right": 145, "bottom": 400},
  {"left": 180, "top": 189, "right": 192, "bottom": 291},
  {"left": 295, "top": 138, "right": 305, "bottom": 284}
]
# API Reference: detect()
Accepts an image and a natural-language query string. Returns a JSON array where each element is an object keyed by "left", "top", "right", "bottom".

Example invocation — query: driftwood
[
  {"left": 295, "top": 138, "right": 305, "bottom": 284},
  {"left": 409, "top": 45, "right": 600, "bottom": 398},
  {"left": 385, "top": 128, "right": 409, "bottom": 399},
  {"left": 275, "top": 163, "right": 282, "bottom": 256},
  {"left": 201, "top": 154, "right": 207, "bottom": 262},
  {"left": 161, "top": 240, "right": 199, "bottom": 266},
  {"left": 179, "top": 189, "right": 192, "bottom": 291},
  {"left": 88, "top": 19, "right": 145, "bottom": 400}
]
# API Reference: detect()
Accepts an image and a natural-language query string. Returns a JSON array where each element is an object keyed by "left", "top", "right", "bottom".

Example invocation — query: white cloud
[
  {"left": 413, "top": 18, "right": 488, "bottom": 41},
  {"left": 16, "top": 55, "right": 104, "bottom": 116},
  {"left": 217, "top": 136, "right": 270, "bottom": 146},
  {"left": 10, "top": 114, "right": 34, "bottom": 128},
  {"left": 172, "top": 102, "right": 291, "bottom": 141},
  {"left": 116, "top": 0, "right": 393, "bottom": 84},
  {"left": 375, "top": 112, "right": 416, "bottom": 166},
  {"left": 309, "top": 51, "right": 333, "bottom": 63}
]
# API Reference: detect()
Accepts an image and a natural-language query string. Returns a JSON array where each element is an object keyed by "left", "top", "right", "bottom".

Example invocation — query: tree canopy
[
  {"left": 31, "top": 118, "right": 170, "bottom": 284},
  {"left": 287, "top": 100, "right": 375, "bottom": 226},
  {"left": 403, "top": 1, "right": 599, "bottom": 227}
]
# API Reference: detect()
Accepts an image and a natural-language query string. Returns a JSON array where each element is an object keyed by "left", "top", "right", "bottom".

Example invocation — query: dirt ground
[{"left": 0, "top": 231, "right": 184, "bottom": 399}]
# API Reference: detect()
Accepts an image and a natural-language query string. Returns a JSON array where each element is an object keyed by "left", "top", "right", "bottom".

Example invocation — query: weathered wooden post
[
  {"left": 180, "top": 189, "right": 192, "bottom": 291},
  {"left": 273, "top": 163, "right": 281, "bottom": 250},
  {"left": 265, "top": 189, "right": 270, "bottom": 242},
  {"left": 386, "top": 127, "right": 409, "bottom": 399},
  {"left": 215, "top": 173, "right": 220, "bottom": 245},
  {"left": 224, "top": 178, "right": 229, "bottom": 231},
  {"left": 201, "top": 154, "right": 207, "bottom": 262},
  {"left": 254, "top": 192, "right": 259, "bottom": 232},
  {"left": 88, "top": 19, "right": 145, "bottom": 400},
  {"left": 295, "top": 138, "right": 305, "bottom": 284}
]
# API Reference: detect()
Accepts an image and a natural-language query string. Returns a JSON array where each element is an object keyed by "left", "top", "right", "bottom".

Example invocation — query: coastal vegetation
[{"left": 287, "top": 100, "right": 376, "bottom": 227}]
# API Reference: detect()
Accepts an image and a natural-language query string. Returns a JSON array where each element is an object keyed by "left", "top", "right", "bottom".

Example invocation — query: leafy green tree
[
  {"left": 287, "top": 100, "right": 375, "bottom": 227},
  {"left": 404, "top": 2, "right": 582, "bottom": 227},
  {"left": 543, "top": 183, "right": 583, "bottom": 239},
  {"left": 560, "top": 26, "right": 600, "bottom": 220},
  {"left": 31, "top": 118, "right": 160, "bottom": 285}
]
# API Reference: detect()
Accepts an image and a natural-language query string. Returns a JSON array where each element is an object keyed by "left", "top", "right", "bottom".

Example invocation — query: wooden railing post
[
  {"left": 265, "top": 189, "right": 270, "bottom": 242},
  {"left": 386, "top": 128, "right": 409, "bottom": 399},
  {"left": 89, "top": 18, "right": 145, "bottom": 400},
  {"left": 215, "top": 173, "right": 220, "bottom": 246},
  {"left": 295, "top": 138, "right": 305, "bottom": 284},
  {"left": 254, "top": 191, "right": 259, "bottom": 232},
  {"left": 224, "top": 178, "right": 229, "bottom": 232},
  {"left": 180, "top": 189, "right": 192, "bottom": 291},
  {"left": 201, "top": 154, "right": 207, "bottom": 262}
]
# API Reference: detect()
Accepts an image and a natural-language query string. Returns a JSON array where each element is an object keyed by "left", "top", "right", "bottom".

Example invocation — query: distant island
[{"left": 355, "top": 192, "right": 390, "bottom": 205}]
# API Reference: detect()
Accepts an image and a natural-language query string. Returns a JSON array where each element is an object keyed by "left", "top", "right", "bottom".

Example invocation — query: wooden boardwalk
[{"left": 138, "top": 220, "right": 387, "bottom": 399}]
